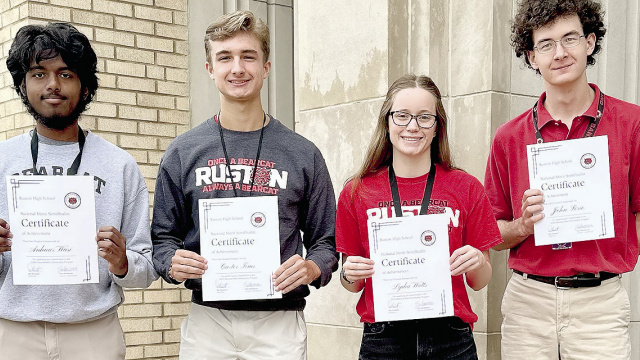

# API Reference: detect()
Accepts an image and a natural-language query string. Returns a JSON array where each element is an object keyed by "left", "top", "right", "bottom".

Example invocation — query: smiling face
[
  {"left": 205, "top": 32, "right": 271, "bottom": 104},
  {"left": 24, "top": 55, "right": 84, "bottom": 130},
  {"left": 388, "top": 87, "right": 437, "bottom": 164},
  {"left": 527, "top": 14, "right": 595, "bottom": 89}
]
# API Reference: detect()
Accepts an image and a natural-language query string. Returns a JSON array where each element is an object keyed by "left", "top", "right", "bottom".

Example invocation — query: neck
[
  {"left": 391, "top": 152, "right": 432, "bottom": 178},
  {"left": 219, "top": 97, "right": 267, "bottom": 131},
  {"left": 35, "top": 122, "right": 80, "bottom": 142},
  {"left": 543, "top": 77, "right": 594, "bottom": 126}
]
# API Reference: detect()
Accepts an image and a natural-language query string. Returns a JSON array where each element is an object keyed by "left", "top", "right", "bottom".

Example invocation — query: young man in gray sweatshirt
[
  {"left": 0, "top": 23, "right": 157, "bottom": 359},
  {"left": 152, "top": 11, "right": 338, "bottom": 359}
]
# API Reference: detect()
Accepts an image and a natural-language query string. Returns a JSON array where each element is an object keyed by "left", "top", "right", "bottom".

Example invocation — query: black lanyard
[
  {"left": 533, "top": 91, "right": 605, "bottom": 143},
  {"left": 217, "top": 112, "right": 266, "bottom": 197},
  {"left": 31, "top": 126, "right": 86, "bottom": 175},
  {"left": 388, "top": 162, "right": 436, "bottom": 217}
]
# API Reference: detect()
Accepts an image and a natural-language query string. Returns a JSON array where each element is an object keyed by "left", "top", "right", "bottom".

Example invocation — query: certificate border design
[
  {"left": 200, "top": 201, "right": 234, "bottom": 233},
  {"left": 9, "top": 178, "right": 44, "bottom": 212},
  {"left": 369, "top": 220, "right": 402, "bottom": 253},
  {"left": 529, "top": 144, "right": 562, "bottom": 178}
]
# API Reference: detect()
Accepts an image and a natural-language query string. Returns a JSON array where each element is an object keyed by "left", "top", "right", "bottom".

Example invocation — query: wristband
[{"left": 341, "top": 267, "right": 355, "bottom": 284}]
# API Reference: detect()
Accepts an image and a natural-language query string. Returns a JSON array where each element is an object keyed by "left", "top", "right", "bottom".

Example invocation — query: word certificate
[
  {"left": 6, "top": 176, "right": 98, "bottom": 285},
  {"left": 199, "top": 196, "right": 281, "bottom": 301},
  {"left": 527, "top": 135, "right": 614, "bottom": 246},
  {"left": 367, "top": 213, "right": 453, "bottom": 322}
]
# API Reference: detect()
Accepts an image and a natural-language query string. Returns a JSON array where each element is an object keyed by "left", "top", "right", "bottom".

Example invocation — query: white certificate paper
[
  {"left": 199, "top": 196, "right": 281, "bottom": 301},
  {"left": 527, "top": 135, "right": 614, "bottom": 246},
  {"left": 367, "top": 213, "right": 453, "bottom": 322},
  {"left": 6, "top": 176, "right": 98, "bottom": 285}
]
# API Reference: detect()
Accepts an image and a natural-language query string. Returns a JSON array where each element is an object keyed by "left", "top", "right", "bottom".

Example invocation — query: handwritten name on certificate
[
  {"left": 199, "top": 196, "right": 281, "bottom": 301},
  {"left": 527, "top": 136, "right": 614, "bottom": 246},
  {"left": 6, "top": 176, "right": 98, "bottom": 285},
  {"left": 367, "top": 213, "right": 453, "bottom": 322}
]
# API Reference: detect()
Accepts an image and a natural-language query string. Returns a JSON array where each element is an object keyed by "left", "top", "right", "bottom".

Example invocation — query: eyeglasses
[
  {"left": 534, "top": 34, "right": 585, "bottom": 54},
  {"left": 389, "top": 111, "right": 437, "bottom": 129}
]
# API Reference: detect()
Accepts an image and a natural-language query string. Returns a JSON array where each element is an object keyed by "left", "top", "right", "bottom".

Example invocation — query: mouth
[
  {"left": 41, "top": 94, "right": 66, "bottom": 105},
  {"left": 553, "top": 63, "right": 573, "bottom": 71},
  {"left": 228, "top": 79, "right": 250, "bottom": 85},
  {"left": 401, "top": 136, "right": 424, "bottom": 142}
]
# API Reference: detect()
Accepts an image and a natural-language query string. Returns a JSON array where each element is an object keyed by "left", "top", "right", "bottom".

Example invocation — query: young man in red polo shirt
[{"left": 484, "top": 1, "right": 640, "bottom": 359}]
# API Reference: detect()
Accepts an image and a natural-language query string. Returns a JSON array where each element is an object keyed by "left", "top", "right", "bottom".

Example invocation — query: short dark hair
[
  {"left": 511, "top": 0, "right": 606, "bottom": 69},
  {"left": 6, "top": 22, "right": 98, "bottom": 115}
]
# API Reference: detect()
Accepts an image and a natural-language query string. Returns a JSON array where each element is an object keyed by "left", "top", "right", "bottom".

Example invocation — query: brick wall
[{"left": 0, "top": 1, "right": 191, "bottom": 359}]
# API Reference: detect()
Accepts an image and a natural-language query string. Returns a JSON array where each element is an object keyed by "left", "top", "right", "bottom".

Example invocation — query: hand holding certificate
[
  {"left": 6, "top": 176, "right": 99, "bottom": 285},
  {"left": 199, "top": 196, "right": 281, "bottom": 301},
  {"left": 527, "top": 136, "right": 614, "bottom": 246},
  {"left": 367, "top": 213, "right": 453, "bottom": 322}
]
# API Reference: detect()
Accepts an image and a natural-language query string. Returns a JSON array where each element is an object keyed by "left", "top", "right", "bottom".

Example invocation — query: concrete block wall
[{"left": 0, "top": 1, "right": 191, "bottom": 359}]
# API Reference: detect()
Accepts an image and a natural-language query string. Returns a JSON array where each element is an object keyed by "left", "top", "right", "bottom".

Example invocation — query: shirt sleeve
[
  {"left": 335, "top": 181, "right": 366, "bottom": 257},
  {"left": 484, "top": 127, "right": 515, "bottom": 221},
  {"left": 112, "top": 162, "right": 159, "bottom": 288},
  {"left": 463, "top": 178, "right": 504, "bottom": 251},
  {"left": 151, "top": 151, "right": 187, "bottom": 285},
  {"left": 301, "top": 150, "right": 339, "bottom": 288}
]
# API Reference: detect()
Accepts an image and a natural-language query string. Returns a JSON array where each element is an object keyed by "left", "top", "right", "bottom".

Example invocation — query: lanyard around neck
[
  {"left": 31, "top": 126, "right": 86, "bottom": 175},
  {"left": 217, "top": 112, "right": 266, "bottom": 197},
  {"left": 532, "top": 91, "right": 605, "bottom": 144},
  {"left": 388, "top": 162, "right": 436, "bottom": 217}
]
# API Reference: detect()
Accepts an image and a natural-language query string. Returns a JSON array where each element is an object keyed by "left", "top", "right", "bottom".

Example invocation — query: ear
[
  {"left": 585, "top": 33, "right": 596, "bottom": 56},
  {"left": 262, "top": 60, "right": 271, "bottom": 79},
  {"left": 19, "top": 81, "right": 26, "bottom": 97},
  {"left": 527, "top": 50, "right": 539, "bottom": 70},
  {"left": 82, "top": 87, "right": 89, "bottom": 100},
  {"left": 205, "top": 61, "right": 215, "bottom": 80}
]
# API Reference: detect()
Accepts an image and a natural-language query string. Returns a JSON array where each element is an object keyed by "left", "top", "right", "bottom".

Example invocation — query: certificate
[
  {"left": 367, "top": 213, "right": 453, "bottom": 322},
  {"left": 199, "top": 196, "right": 281, "bottom": 301},
  {"left": 6, "top": 176, "right": 98, "bottom": 285},
  {"left": 527, "top": 135, "right": 614, "bottom": 246}
]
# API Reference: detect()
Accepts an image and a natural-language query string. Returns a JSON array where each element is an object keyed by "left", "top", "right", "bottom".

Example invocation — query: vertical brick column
[{"left": 0, "top": 1, "right": 191, "bottom": 359}]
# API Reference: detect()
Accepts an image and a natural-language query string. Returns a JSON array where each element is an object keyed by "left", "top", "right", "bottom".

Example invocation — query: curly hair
[
  {"left": 6, "top": 22, "right": 98, "bottom": 116},
  {"left": 511, "top": 0, "right": 606, "bottom": 69}
]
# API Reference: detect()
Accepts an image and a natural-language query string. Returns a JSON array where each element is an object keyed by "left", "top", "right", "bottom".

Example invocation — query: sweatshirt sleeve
[
  {"left": 301, "top": 150, "right": 338, "bottom": 288},
  {"left": 151, "top": 151, "right": 186, "bottom": 284},
  {"left": 112, "top": 164, "right": 159, "bottom": 288}
]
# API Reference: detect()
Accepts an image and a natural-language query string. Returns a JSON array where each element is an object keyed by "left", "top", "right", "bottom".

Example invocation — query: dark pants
[{"left": 358, "top": 317, "right": 478, "bottom": 360}]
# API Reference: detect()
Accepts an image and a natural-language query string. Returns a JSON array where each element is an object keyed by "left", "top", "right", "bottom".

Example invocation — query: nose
[
  {"left": 47, "top": 74, "right": 60, "bottom": 92},
  {"left": 553, "top": 41, "right": 568, "bottom": 60},
  {"left": 405, "top": 117, "right": 421, "bottom": 131},
  {"left": 231, "top": 57, "right": 245, "bottom": 75}
]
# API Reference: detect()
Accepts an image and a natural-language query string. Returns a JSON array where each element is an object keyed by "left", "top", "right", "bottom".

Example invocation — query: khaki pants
[
  {"left": 501, "top": 272, "right": 630, "bottom": 360},
  {"left": 0, "top": 313, "right": 125, "bottom": 360},
  {"left": 179, "top": 303, "right": 307, "bottom": 360}
]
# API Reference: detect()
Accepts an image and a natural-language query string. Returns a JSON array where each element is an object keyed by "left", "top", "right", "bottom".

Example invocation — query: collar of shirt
[{"left": 536, "top": 83, "right": 601, "bottom": 130}]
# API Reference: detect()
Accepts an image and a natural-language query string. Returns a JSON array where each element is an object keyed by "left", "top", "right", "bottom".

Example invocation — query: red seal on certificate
[
  {"left": 420, "top": 230, "right": 436, "bottom": 246},
  {"left": 64, "top": 192, "right": 81, "bottom": 209},
  {"left": 580, "top": 153, "right": 596, "bottom": 169},
  {"left": 251, "top": 212, "right": 266, "bottom": 227}
]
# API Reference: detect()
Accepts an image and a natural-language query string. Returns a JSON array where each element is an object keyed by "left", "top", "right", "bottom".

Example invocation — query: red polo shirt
[{"left": 484, "top": 84, "right": 640, "bottom": 276}]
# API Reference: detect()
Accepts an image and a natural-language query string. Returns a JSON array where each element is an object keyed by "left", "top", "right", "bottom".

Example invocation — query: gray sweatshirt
[
  {"left": 152, "top": 116, "right": 338, "bottom": 311},
  {"left": 0, "top": 130, "right": 157, "bottom": 323}
]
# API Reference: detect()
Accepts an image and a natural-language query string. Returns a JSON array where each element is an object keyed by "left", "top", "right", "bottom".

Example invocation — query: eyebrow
[
  {"left": 27, "top": 65, "right": 75, "bottom": 72},
  {"left": 536, "top": 30, "right": 581, "bottom": 43},
  {"left": 214, "top": 49, "right": 259, "bottom": 57}
]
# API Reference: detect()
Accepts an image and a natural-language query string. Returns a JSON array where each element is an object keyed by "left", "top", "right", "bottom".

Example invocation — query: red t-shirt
[
  {"left": 336, "top": 164, "right": 502, "bottom": 324},
  {"left": 484, "top": 84, "right": 640, "bottom": 276}
]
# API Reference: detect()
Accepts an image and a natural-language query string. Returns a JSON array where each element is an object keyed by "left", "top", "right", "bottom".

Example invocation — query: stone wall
[{"left": 295, "top": 1, "right": 640, "bottom": 359}]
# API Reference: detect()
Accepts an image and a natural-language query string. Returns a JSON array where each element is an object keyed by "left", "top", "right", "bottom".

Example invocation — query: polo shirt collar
[{"left": 536, "top": 83, "right": 601, "bottom": 129}]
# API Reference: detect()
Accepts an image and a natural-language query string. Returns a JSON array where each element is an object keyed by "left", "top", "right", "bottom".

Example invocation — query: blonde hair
[
  {"left": 351, "top": 74, "right": 456, "bottom": 194},
  {"left": 204, "top": 10, "right": 270, "bottom": 64}
]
